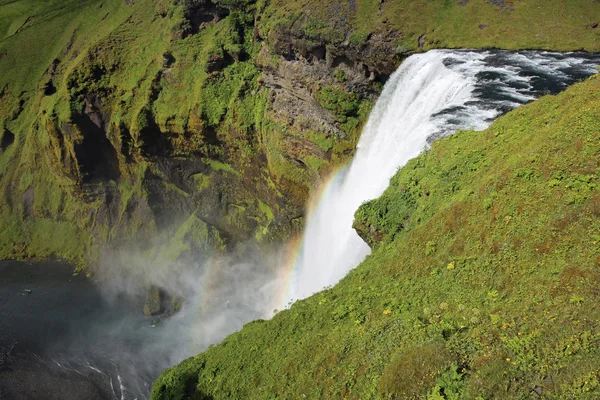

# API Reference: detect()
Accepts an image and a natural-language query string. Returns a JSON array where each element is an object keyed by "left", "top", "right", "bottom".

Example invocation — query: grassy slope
[
  {"left": 0, "top": 0, "right": 140, "bottom": 265},
  {"left": 152, "top": 74, "right": 600, "bottom": 399},
  {"left": 261, "top": 0, "right": 600, "bottom": 52}
]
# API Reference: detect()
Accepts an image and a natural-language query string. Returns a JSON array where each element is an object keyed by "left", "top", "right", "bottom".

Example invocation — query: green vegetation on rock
[
  {"left": 0, "top": 0, "right": 598, "bottom": 267},
  {"left": 152, "top": 74, "right": 600, "bottom": 399},
  {"left": 262, "top": 0, "right": 600, "bottom": 54}
]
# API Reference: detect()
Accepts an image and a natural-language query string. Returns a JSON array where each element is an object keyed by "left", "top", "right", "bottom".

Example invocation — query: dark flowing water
[{"left": 0, "top": 261, "right": 155, "bottom": 399}]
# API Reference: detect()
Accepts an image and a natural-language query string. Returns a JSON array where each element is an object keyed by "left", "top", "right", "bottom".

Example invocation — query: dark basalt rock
[
  {"left": 72, "top": 95, "right": 121, "bottom": 184},
  {"left": 268, "top": 21, "right": 403, "bottom": 82},
  {"left": 143, "top": 286, "right": 183, "bottom": 321},
  {"left": 43, "top": 80, "right": 57, "bottom": 96},
  {"left": 487, "top": 0, "right": 514, "bottom": 10},
  {"left": 21, "top": 187, "right": 34, "bottom": 219},
  {"left": 352, "top": 221, "right": 387, "bottom": 248},
  {"left": 143, "top": 285, "right": 166, "bottom": 316},
  {"left": 178, "top": 0, "right": 230, "bottom": 38},
  {"left": 162, "top": 52, "right": 175, "bottom": 68}
]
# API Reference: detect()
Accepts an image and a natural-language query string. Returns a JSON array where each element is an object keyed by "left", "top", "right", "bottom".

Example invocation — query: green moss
[
  {"left": 303, "top": 154, "right": 328, "bottom": 173},
  {"left": 27, "top": 218, "right": 89, "bottom": 262},
  {"left": 300, "top": 17, "right": 343, "bottom": 42},
  {"left": 379, "top": 343, "right": 453, "bottom": 398},
  {"left": 191, "top": 173, "right": 212, "bottom": 191},
  {"left": 203, "top": 158, "right": 241, "bottom": 177},
  {"left": 258, "top": 200, "right": 274, "bottom": 222},
  {"left": 305, "top": 131, "right": 334, "bottom": 152},
  {"left": 0, "top": 208, "right": 89, "bottom": 267},
  {"left": 201, "top": 62, "right": 260, "bottom": 127},
  {"left": 254, "top": 200, "right": 275, "bottom": 241},
  {"left": 262, "top": 0, "right": 600, "bottom": 53},
  {"left": 315, "top": 85, "right": 361, "bottom": 123},
  {"left": 164, "top": 212, "right": 225, "bottom": 261}
]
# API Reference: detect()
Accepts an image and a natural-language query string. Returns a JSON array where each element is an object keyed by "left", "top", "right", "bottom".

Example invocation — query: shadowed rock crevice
[
  {"left": 0, "top": 129, "right": 15, "bottom": 151},
  {"left": 181, "top": 0, "right": 230, "bottom": 37},
  {"left": 142, "top": 168, "right": 191, "bottom": 231},
  {"left": 201, "top": 125, "right": 221, "bottom": 146},
  {"left": 139, "top": 72, "right": 175, "bottom": 157},
  {"left": 138, "top": 109, "right": 174, "bottom": 158},
  {"left": 73, "top": 111, "right": 120, "bottom": 184},
  {"left": 118, "top": 124, "right": 134, "bottom": 162},
  {"left": 43, "top": 80, "right": 57, "bottom": 96}
]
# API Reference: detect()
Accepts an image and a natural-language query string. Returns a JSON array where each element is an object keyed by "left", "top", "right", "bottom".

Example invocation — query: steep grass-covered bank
[
  {"left": 152, "top": 73, "right": 600, "bottom": 399},
  {"left": 0, "top": 0, "right": 599, "bottom": 267}
]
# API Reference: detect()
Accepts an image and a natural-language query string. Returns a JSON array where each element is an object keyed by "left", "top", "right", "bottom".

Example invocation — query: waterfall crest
[{"left": 286, "top": 50, "right": 600, "bottom": 304}]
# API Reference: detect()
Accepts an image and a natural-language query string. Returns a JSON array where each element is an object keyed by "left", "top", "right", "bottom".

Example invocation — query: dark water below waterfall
[
  {"left": 0, "top": 260, "right": 155, "bottom": 399},
  {"left": 1, "top": 50, "right": 599, "bottom": 400}
]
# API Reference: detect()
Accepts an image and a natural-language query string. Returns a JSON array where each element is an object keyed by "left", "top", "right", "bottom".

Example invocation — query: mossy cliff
[
  {"left": 0, "top": 0, "right": 598, "bottom": 266},
  {"left": 152, "top": 72, "right": 600, "bottom": 399}
]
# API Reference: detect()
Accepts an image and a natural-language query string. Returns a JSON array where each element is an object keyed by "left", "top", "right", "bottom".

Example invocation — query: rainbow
[{"left": 272, "top": 164, "right": 350, "bottom": 311}]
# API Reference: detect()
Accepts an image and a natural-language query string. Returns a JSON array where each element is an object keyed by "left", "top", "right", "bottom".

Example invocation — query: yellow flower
[{"left": 447, "top": 262, "right": 455, "bottom": 270}]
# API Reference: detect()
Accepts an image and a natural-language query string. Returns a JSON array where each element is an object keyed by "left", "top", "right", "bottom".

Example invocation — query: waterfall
[{"left": 285, "top": 49, "right": 600, "bottom": 304}]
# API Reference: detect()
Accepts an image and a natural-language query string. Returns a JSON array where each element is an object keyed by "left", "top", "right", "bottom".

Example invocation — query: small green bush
[{"left": 379, "top": 343, "right": 453, "bottom": 398}]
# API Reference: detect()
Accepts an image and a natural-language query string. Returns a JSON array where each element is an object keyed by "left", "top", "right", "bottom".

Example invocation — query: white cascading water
[{"left": 286, "top": 49, "right": 600, "bottom": 303}]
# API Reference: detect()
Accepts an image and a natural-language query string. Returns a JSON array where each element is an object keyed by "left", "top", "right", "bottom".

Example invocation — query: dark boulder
[{"left": 143, "top": 285, "right": 166, "bottom": 316}]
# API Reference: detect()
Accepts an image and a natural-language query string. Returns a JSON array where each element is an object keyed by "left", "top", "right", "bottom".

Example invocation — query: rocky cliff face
[
  {"left": 0, "top": 0, "right": 598, "bottom": 267},
  {"left": 0, "top": 0, "right": 381, "bottom": 266}
]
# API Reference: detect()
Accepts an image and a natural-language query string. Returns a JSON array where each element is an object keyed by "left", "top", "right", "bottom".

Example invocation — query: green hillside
[{"left": 152, "top": 73, "right": 600, "bottom": 399}]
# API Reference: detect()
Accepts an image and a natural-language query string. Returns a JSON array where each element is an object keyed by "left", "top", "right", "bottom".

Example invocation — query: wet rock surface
[{"left": 143, "top": 285, "right": 167, "bottom": 316}]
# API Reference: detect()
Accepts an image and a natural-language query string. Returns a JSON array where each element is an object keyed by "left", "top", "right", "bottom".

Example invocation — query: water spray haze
[{"left": 46, "top": 240, "right": 286, "bottom": 399}]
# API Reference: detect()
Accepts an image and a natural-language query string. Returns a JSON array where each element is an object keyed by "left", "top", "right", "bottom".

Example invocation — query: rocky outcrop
[
  {"left": 352, "top": 220, "right": 387, "bottom": 249},
  {"left": 143, "top": 285, "right": 167, "bottom": 316},
  {"left": 260, "top": 51, "right": 344, "bottom": 138},
  {"left": 0, "top": 129, "right": 14, "bottom": 151},
  {"left": 178, "top": 0, "right": 230, "bottom": 38}
]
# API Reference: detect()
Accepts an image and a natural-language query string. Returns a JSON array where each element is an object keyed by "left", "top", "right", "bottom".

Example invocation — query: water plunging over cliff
[{"left": 285, "top": 50, "right": 600, "bottom": 304}]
